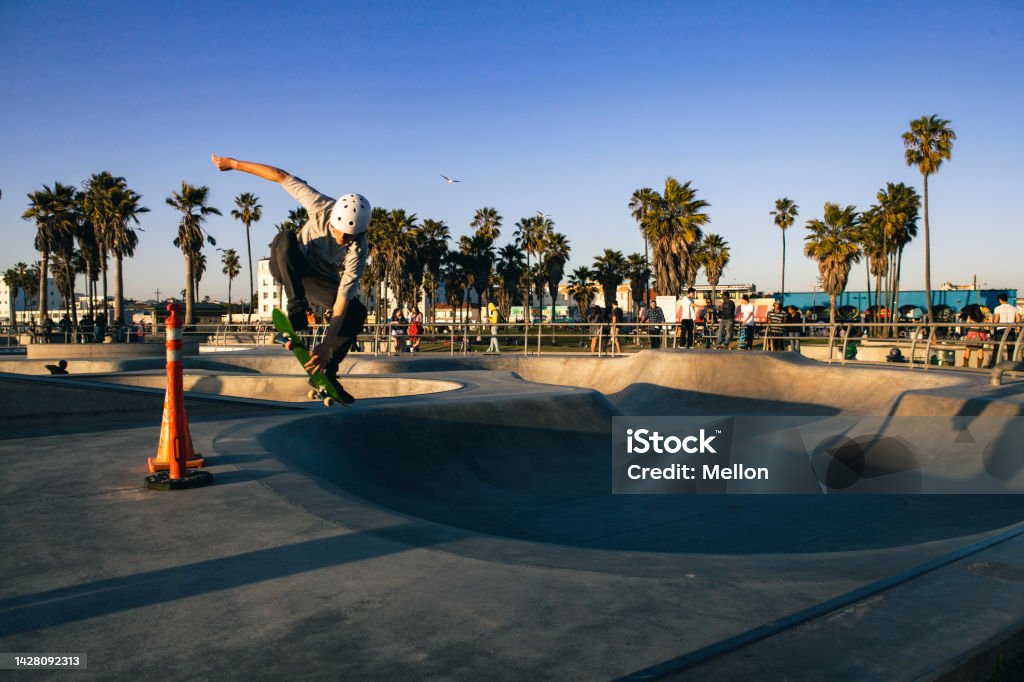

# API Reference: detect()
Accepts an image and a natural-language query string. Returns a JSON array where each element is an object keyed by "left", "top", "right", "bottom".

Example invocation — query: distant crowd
[{"left": 13, "top": 313, "right": 149, "bottom": 344}]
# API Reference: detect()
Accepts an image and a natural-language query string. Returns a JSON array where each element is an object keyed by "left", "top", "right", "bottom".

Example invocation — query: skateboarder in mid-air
[{"left": 211, "top": 154, "right": 370, "bottom": 401}]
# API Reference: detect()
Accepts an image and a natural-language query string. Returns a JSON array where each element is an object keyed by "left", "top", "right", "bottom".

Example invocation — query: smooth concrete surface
[
  {"left": 76, "top": 372, "right": 463, "bottom": 401},
  {"left": 2, "top": 349, "right": 1024, "bottom": 679},
  {"left": 26, "top": 340, "right": 200, "bottom": 360}
]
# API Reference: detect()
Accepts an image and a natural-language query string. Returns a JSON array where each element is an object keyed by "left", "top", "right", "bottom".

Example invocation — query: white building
[
  {"left": 256, "top": 258, "right": 286, "bottom": 320},
  {"left": 0, "top": 278, "right": 64, "bottom": 323}
]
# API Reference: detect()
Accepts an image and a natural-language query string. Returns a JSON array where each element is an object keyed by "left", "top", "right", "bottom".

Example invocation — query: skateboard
[{"left": 272, "top": 308, "right": 353, "bottom": 407}]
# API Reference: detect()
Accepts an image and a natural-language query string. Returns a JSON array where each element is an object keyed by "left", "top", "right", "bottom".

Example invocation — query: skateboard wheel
[
  {"left": 323, "top": 397, "right": 334, "bottom": 407},
  {"left": 307, "top": 389, "right": 318, "bottom": 400}
]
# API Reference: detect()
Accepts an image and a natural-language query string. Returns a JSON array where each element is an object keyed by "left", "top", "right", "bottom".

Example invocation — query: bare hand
[
  {"left": 304, "top": 353, "right": 324, "bottom": 373},
  {"left": 284, "top": 340, "right": 294, "bottom": 351},
  {"left": 211, "top": 154, "right": 235, "bottom": 171}
]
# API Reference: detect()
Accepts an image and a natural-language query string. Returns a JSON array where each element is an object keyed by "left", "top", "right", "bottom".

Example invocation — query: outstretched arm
[{"left": 211, "top": 155, "right": 289, "bottom": 184}]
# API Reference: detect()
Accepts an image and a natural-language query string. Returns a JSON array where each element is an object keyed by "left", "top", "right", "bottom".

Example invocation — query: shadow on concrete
[
  {"left": 261, "top": 409, "right": 1024, "bottom": 555},
  {"left": 0, "top": 522, "right": 441, "bottom": 638},
  {"left": 608, "top": 383, "right": 841, "bottom": 416}
]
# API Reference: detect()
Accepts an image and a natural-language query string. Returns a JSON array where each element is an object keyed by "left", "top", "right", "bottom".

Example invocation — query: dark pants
[
  {"left": 322, "top": 299, "right": 367, "bottom": 376},
  {"left": 743, "top": 324, "right": 755, "bottom": 350},
  {"left": 679, "top": 319, "right": 694, "bottom": 348},
  {"left": 996, "top": 329, "right": 1018, "bottom": 362},
  {"left": 270, "top": 231, "right": 339, "bottom": 309}
]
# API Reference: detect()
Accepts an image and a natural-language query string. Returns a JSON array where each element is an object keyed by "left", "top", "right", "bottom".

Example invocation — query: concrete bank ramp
[{"left": 255, "top": 381, "right": 1024, "bottom": 555}]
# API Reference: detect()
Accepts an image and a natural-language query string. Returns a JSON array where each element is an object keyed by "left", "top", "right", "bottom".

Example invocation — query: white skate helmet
[{"left": 329, "top": 194, "right": 372, "bottom": 235}]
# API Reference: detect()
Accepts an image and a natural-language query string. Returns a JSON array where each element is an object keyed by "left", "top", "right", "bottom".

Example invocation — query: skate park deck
[{"left": 2, "top": 350, "right": 1024, "bottom": 679}]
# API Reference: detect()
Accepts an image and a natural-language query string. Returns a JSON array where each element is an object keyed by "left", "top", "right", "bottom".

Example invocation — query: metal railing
[{"left": 5, "top": 317, "right": 1021, "bottom": 372}]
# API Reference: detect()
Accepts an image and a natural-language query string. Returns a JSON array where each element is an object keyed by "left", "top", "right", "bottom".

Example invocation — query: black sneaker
[
  {"left": 325, "top": 374, "right": 355, "bottom": 406},
  {"left": 287, "top": 301, "right": 309, "bottom": 332}
]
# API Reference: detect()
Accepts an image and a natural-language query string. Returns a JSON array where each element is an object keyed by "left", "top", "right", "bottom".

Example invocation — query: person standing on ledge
[{"left": 211, "top": 154, "right": 370, "bottom": 380}]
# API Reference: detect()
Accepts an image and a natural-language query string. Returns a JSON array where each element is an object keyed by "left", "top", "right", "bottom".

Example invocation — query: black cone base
[{"left": 144, "top": 469, "right": 214, "bottom": 490}]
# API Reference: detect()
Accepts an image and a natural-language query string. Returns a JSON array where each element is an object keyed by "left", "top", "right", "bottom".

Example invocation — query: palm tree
[
  {"left": 23, "top": 182, "right": 78, "bottom": 322},
  {"left": 74, "top": 209, "right": 100, "bottom": 320},
  {"left": 633, "top": 178, "right": 710, "bottom": 296},
  {"left": 543, "top": 232, "right": 570, "bottom": 327},
  {"left": 493, "top": 243, "right": 525, "bottom": 321},
  {"left": 513, "top": 215, "right": 553, "bottom": 306},
  {"left": 804, "top": 203, "right": 862, "bottom": 324},
  {"left": 275, "top": 206, "right": 307, "bottom": 233},
  {"left": 903, "top": 115, "right": 955, "bottom": 323},
  {"left": 22, "top": 264, "right": 41, "bottom": 313},
  {"left": 417, "top": 219, "right": 450, "bottom": 321},
  {"left": 470, "top": 207, "right": 502, "bottom": 242},
  {"left": 699, "top": 234, "right": 730, "bottom": 309},
  {"left": 441, "top": 251, "right": 467, "bottom": 324},
  {"left": 193, "top": 252, "right": 207, "bottom": 301},
  {"left": 82, "top": 171, "right": 128, "bottom": 321},
  {"left": 459, "top": 233, "right": 496, "bottom": 316},
  {"left": 167, "top": 182, "right": 221, "bottom": 324},
  {"left": 231, "top": 193, "right": 262, "bottom": 323},
  {"left": 2, "top": 268, "right": 19, "bottom": 323},
  {"left": 526, "top": 262, "right": 545, "bottom": 312},
  {"left": 379, "top": 209, "right": 419, "bottom": 312},
  {"left": 567, "top": 266, "right": 597, "bottom": 320},
  {"left": 592, "top": 249, "right": 626, "bottom": 309},
  {"left": 629, "top": 187, "right": 657, "bottom": 303},
  {"left": 877, "top": 181, "right": 920, "bottom": 331},
  {"left": 108, "top": 184, "right": 147, "bottom": 323},
  {"left": 624, "top": 253, "right": 650, "bottom": 319},
  {"left": 859, "top": 204, "right": 887, "bottom": 329},
  {"left": 48, "top": 193, "right": 82, "bottom": 323},
  {"left": 221, "top": 248, "right": 241, "bottom": 317},
  {"left": 770, "top": 198, "right": 798, "bottom": 305},
  {"left": 513, "top": 214, "right": 553, "bottom": 330},
  {"left": 366, "top": 207, "right": 389, "bottom": 321}
]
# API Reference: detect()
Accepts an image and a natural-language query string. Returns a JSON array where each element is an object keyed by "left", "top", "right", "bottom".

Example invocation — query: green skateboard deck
[{"left": 271, "top": 308, "right": 351, "bottom": 407}]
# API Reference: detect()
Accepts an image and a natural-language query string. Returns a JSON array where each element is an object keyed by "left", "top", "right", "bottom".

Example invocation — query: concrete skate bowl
[
  {"left": 252, "top": 353, "right": 1024, "bottom": 569},
  {"left": 336, "top": 349, "right": 1024, "bottom": 416},
  {"left": 71, "top": 372, "right": 462, "bottom": 403}
]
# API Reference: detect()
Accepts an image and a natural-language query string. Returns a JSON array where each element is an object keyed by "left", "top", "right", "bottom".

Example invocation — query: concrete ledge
[
  {"left": 26, "top": 340, "right": 199, "bottom": 360},
  {"left": 0, "top": 373, "right": 287, "bottom": 425}
]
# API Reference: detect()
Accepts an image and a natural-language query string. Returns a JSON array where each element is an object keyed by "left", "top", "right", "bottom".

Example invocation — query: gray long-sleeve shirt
[{"left": 281, "top": 174, "right": 367, "bottom": 304}]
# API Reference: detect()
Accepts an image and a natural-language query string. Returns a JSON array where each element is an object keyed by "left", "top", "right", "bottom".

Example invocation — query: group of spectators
[
  {"left": 387, "top": 306, "right": 425, "bottom": 353},
  {"left": 957, "top": 293, "right": 1021, "bottom": 367},
  {"left": 18, "top": 312, "right": 146, "bottom": 344},
  {"left": 586, "top": 292, "right": 806, "bottom": 353},
  {"left": 711, "top": 292, "right": 804, "bottom": 351}
]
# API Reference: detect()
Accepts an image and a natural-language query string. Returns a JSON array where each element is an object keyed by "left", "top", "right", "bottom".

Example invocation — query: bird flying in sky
[{"left": 441, "top": 175, "right": 461, "bottom": 184}]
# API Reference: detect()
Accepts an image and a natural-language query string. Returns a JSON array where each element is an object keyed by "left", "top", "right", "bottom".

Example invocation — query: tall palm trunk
[
  {"left": 227, "top": 277, "right": 233, "bottom": 321},
  {"left": 922, "top": 174, "right": 933, "bottom": 323},
  {"left": 184, "top": 255, "right": 194, "bottom": 325},
  {"left": 895, "top": 248, "right": 905, "bottom": 332},
  {"left": 874, "top": 270, "right": 883, "bottom": 338},
  {"left": 245, "top": 227, "right": 254, "bottom": 324},
  {"left": 865, "top": 260, "right": 871, "bottom": 328},
  {"left": 101, "top": 258, "right": 109, "bottom": 321},
  {"left": 114, "top": 254, "right": 124, "bottom": 324},
  {"left": 38, "top": 253, "right": 48, "bottom": 321},
  {"left": 780, "top": 230, "right": 786, "bottom": 306},
  {"left": 829, "top": 293, "right": 837, "bottom": 325}
]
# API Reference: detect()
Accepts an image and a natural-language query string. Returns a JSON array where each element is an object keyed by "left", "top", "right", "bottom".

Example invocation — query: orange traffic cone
[
  {"left": 148, "top": 389, "right": 204, "bottom": 472},
  {"left": 147, "top": 302, "right": 204, "bottom": 473}
]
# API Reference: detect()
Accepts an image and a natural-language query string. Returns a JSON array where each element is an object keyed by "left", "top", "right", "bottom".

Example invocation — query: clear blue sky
[{"left": 2, "top": 0, "right": 1021, "bottom": 301}]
